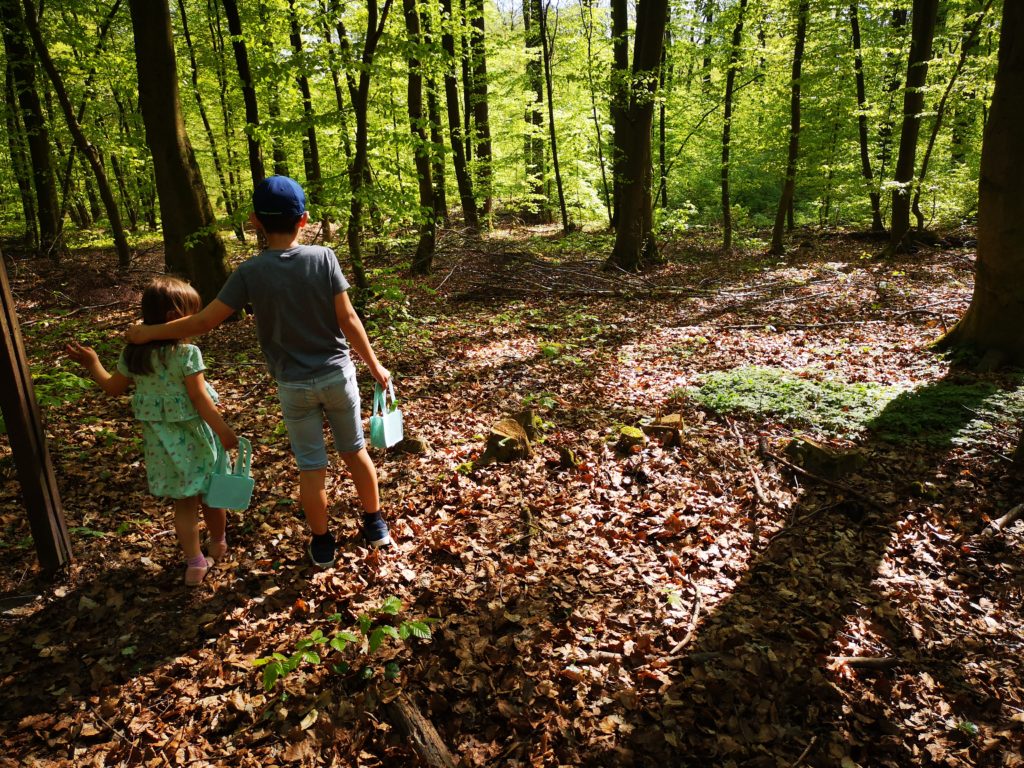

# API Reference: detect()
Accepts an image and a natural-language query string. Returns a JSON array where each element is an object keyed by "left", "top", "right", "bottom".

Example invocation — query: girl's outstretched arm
[
  {"left": 65, "top": 342, "right": 130, "bottom": 396},
  {"left": 126, "top": 299, "right": 235, "bottom": 345},
  {"left": 184, "top": 371, "right": 238, "bottom": 450}
]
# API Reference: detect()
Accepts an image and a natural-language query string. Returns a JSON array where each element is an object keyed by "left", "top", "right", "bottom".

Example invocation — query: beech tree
[
  {"left": 128, "top": 0, "right": 228, "bottom": 301},
  {"left": 937, "top": 1, "right": 1024, "bottom": 364}
]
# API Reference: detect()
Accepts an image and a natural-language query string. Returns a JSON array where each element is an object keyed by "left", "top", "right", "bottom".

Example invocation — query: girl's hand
[
  {"left": 219, "top": 429, "right": 239, "bottom": 451},
  {"left": 65, "top": 341, "right": 99, "bottom": 368}
]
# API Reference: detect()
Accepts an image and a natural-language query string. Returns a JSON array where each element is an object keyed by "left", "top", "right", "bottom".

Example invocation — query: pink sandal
[{"left": 184, "top": 557, "right": 211, "bottom": 587}]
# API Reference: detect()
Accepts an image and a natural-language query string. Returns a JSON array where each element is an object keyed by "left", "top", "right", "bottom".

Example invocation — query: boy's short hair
[{"left": 253, "top": 175, "right": 306, "bottom": 234}]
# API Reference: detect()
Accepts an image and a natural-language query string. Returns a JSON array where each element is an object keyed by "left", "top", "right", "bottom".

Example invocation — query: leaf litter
[{"left": 0, "top": 229, "right": 1022, "bottom": 767}]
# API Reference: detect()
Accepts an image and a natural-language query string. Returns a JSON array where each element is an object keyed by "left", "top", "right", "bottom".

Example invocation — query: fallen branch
[
  {"left": 383, "top": 693, "right": 457, "bottom": 768},
  {"left": 982, "top": 503, "right": 1024, "bottom": 537},
  {"left": 828, "top": 655, "right": 900, "bottom": 670},
  {"left": 757, "top": 438, "right": 887, "bottom": 513}
]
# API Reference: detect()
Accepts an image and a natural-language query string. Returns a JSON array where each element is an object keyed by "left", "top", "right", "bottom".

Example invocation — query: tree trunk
[
  {"left": 441, "top": 0, "right": 478, "bottom": 231},
  {"left": 721, "top": 0, "right": 748, "bottom": 253},
  {"left": 222, "top": 0, "right": 265, "bottom": 187},
  {"left": 578, "top": 0, "right": 610, "bottom": 226},
  {"left": 538, "top": 1, "right": 568, "bottom": 233},
  {"left": 936, "top": 2, "right": 1024, "bottom": 363},
  {"left": 422, "top": 7, "right": 447, "bottom": 222},
  {"left": 912, "top": 0, "right": 993, "bottom": 232},
  {"left": 609, "top": 0, "right": 628, "bottom": 227},
  {"left": 658, "top": 19, "right": 671, "bottom": 209},
  {"left": 128, "top": 0, "right": 228, "bottom": 302},
  {"left": 178, "top": 0, "right": 242, "bottom": 242},
  {"left": 344, "top": 0, "right": 393, "bottom": 294},
  {"left": 888, "top": 0, "right": 939, "bottom": 253},
  {"left": 469, "top": 0, "right": 491, "bottom": 218},
  {"left": 258, "top": 2, "right": 289, "bottom": 177},
  {"left": 523, "top": 0, "right": 547, "bottom": 222},
  {"left": 207, "top": 0, "right": 245, "bottom": 236},
  {"left": 0, "top": 0, "right": 60, "bottom": 255},
  {"left": 849, "top": 3, "right": 884, "bottom": 233},
  {"left": 5, "top": 60, "right": 38, "bottom": 246},
  {"left": 288, "top": 0, "right": 329, "bottom": 239},
  {"left": 403, "top": 0, "right": 436, "bottom": 274},
  {"left": 605, "top": 0, "right": 669, "bottom": 271},
  {"left": 23, "top": 0, "right": 131, "bottom": 267},
  {"left": 770, "top": 0, "right": 809, "bottom": 256}
]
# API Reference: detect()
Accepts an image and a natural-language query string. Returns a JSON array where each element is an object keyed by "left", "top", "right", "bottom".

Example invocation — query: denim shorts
[{"left": 276, "top": 365, "right": 364, "bottom": 470}]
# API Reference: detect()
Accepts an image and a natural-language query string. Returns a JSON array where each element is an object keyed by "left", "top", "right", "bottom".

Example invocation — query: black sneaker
[
  {"left": 308, "top": 532, "right": 336, "bottom": 568},
  {"left": 362, "top": 515, "right": 392, "bottom": 548}
]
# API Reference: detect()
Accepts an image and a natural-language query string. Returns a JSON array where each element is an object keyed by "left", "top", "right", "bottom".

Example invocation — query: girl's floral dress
[{"left": 117, "top": 344, "right": 220, "bottom": 499}]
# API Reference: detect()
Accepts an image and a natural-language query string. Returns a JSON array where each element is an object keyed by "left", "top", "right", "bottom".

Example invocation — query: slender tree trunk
[
  {"left": 422, "top": 7, "right": 447, "bottom": 222},
  {"left": 110, "top": 153, "right": 138, "bottom": 231},
  {"left": 23, "top": 0, "right": 131, "bottom": 267},
  {"left": 222, "top": 0, "right": 264, "bottom": 187},
  {"left": 770, "top": 0, "right": 809, "bottom": 256},
  {"left": 950, "top": 1, "right": 985, "bottom": 166},
  {"left": 878, "top": 10, "right": 909, "bottom": 200},
  {"left": 658, "top": 21, "right": 670, "bottom": 209},
  {"left": 888, "top": 0, "right": 940, "bottom": 253},
  {"left": 609, "top": 0, "right": 628, "bottom": 227},
  {"left": 468, "top": 0, "right": 491, "bottom": 218},
  {"left": 0, "top": 0, "right": 60, "bottom": 255},
  {"left": 441, "top": 0, "right": 478, "bottom": 231},
  {"left": 850, "top": 3, "right": 884, "bottom": 232},
  {"left": 5, "top": 60, "right": 38, "bottom": 246},
  {"left": 721, "top": 0, "right": 747, "bottom": 253},
  {"left": 579, "top": 0, "right": 610, "bottom": 226},
  {"left": 257, "top": 2, "right": 289, "bottom": 177},
  {"left": 460, "top": 0, "right": 472, "bottom": 164},
  {"left": 288, "top": 0, "right": 329, "bottom": 239},
  {"left": 177, "top": 0, "right": 242, "bottom": 242},
  {"left": 403, "top": 0, "right": 436, "bottom": 274},
  {"left": 207, "top": 0, "right": 245, "bottom": 233},
  {"left": 321, "top": 3, "right": 353, "bottom": 164},
  {"left": 912, "top": 0, "right": 993, "bottom": 232},
  {"left": 936, "top": 2, "right": 1024, "bottom": 363},
  {"left": 343, "top": 0, "right": 394, "bottom": 293},
  {"left": 128, "top": 0, "right": 228, "bottom": 301},
  {"left": 606, "top": 0, "right": 669, "bottom": 271},
  {"left": 538, "top": 1, "right": 568, "bottom": 233},
  {"left": 523, "top": 0, "right": 547, "bottom": 222}
]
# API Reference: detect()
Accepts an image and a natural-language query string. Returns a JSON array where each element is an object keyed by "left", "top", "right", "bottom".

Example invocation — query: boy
[{"left": 127, "top": 175, "right": 392, "bottom": 567}]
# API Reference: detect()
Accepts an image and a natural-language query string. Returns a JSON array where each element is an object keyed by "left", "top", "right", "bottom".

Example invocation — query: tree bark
[
  {"left": 849, "top": 3, "right": 884, "bottom": 233},
  {"left": 222, "top": 0, "right": 265, "bottom": 187},
  {"left": 935, "top": 2, "right": 1024, "bottom": 362},
  {"left": 770, "top": 0, "right": 809, "bottom": 256},
  {"left": 523, "top": 0, "right": 547, "bottom": 222},
  {"left": 0, "top": 0, "right": 60, "bottom": 255},
  {"left": 403, "top": 0, "right": 436, "bottom": 274},
  {"left": 609, "top": 0, "right": 628, "bottom": 227},
  {"left": 578, "top": 0, "right": 610, "bottom": 226},
  {"left": 421, "top": 7, "right": 447, "bottom": 222},
  {"left": 128, "top": 0, "right": 229, "bottom": 302},
  {"left": 605, "top": 0, "right": 669, "bottom": 271},
  {"left": 441, "top": 0, "right": 478, "bottom": 231},
  {"left": 469, "top": 0, "right": 491, "bottom": 217},
  {"left": 4, "top": 60, "right": 38, "bottom": 246},
  {"left": 721, "top": 0, "right": 748, "bottom": 253},
  {"left": 888, "top": 0, "right": 939, "bottom": 253}
]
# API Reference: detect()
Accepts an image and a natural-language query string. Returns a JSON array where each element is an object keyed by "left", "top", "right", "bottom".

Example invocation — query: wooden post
[{"left": 0, "top": 248, "right": 72, "bottom": 574}]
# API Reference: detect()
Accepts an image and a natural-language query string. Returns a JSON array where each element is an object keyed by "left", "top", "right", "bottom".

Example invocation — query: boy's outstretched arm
[
  {"left": 335, "top": 291, "right": 390, "bottom": 387},
  {"left": 65, "top": 342, "right": 130, "bottom": 396},
  {"left": 126, "top": 300, "right": 235, "bottom": 345}
]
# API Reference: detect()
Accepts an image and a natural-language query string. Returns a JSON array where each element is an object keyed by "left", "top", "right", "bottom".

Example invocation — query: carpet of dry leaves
[{"left": 1, "top": 226, "right": 1023, "bottom": 767}]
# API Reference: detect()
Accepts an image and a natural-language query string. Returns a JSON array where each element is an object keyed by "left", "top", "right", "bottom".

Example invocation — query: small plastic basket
[
  {"left": 203, "top": 437, "right": 254, "bottom": 510},
  {"left": 369, "top": 381, "right": 404, "bottom": 449}
]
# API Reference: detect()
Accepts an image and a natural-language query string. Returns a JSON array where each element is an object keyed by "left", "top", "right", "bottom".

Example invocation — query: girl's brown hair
[{"left": 122, "top": 277, "right": 202, "bottom": 375}]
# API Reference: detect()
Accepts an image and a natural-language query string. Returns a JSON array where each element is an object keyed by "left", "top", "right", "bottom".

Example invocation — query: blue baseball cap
[{"left": 252, "top": 175, "right": 306, "bottom": 216}]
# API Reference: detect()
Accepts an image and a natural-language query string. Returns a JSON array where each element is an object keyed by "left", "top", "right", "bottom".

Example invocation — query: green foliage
[{"left": 253, "top": 597, "right": 436, "bottom": 692}]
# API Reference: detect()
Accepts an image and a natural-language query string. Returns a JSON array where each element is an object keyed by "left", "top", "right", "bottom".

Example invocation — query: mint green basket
[
  {"left": 203, "top": 437, "right": 254, "bottom": 510},
  {"left": 370, "top": 381, "right": 404, "bottom": 449}
]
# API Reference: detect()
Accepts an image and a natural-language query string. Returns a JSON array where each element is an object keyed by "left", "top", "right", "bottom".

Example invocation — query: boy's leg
[
  {"left": 338, "top": 448, "right": 380, "bottom": 514},
  {"left": 299, "top": 468, "right": 330, "bottom": 534}
]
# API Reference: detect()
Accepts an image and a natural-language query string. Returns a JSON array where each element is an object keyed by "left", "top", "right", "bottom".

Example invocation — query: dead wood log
[
  {"left": 383, "top": 693, "right": 457, "bottom": 768},
  {"left": 983, "top": 503, "right": 1024, "bottom": 537}
]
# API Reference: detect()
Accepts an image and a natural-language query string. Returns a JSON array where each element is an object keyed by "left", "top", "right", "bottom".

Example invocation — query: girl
[{"left": 66, "top": 276, "right": 238, "bottom": 586}]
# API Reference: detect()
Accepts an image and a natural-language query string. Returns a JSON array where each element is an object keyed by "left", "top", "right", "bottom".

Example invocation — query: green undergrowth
[{"left": 691, "top": 365, "right": 1024, "bottom": 446}]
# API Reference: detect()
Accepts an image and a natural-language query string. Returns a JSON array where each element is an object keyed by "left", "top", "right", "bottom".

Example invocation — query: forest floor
[{"left": 1, "top": 223, "right": 1023, "bottom": 768}]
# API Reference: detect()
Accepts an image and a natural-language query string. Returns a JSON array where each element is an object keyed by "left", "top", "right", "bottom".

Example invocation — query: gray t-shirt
[{"left": 217, "top": 245, "right": 351, "bottom": 382}]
